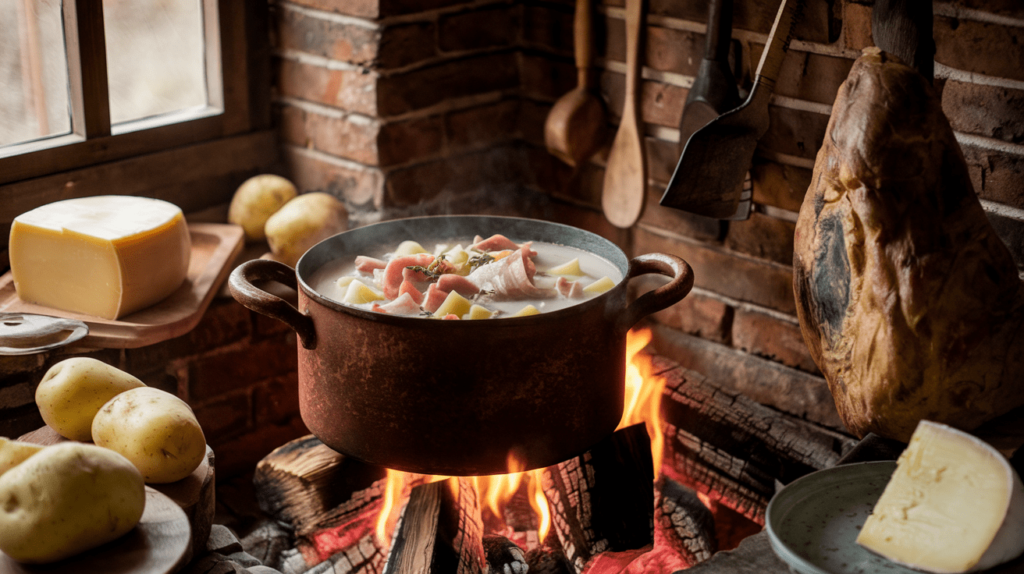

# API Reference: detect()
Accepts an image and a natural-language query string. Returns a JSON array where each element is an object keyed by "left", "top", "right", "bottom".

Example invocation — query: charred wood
[
  {"left": 525, "top": 546, "right": 573, "bottom": 574},
  {"left": 654, "top": 476, "right": 716, "bottom": 567},
  {"left": 483, "top": 535, "right": 528, "bottom": 574},
  {"left": 542, "top": 424, "right": 655, "bottom": 573},
  {"left": 654, "top": 357, "right": 857, "bottom": 523},
  {"left": 382, "top": 478, "right": 487, "bottom": 574},
  {"left": 254, "top": 435, "right": 387, "bottom": 537}
]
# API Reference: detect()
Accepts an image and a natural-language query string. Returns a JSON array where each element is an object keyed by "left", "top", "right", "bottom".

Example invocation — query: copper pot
[{"left": 229, "top": 216, "right": 693, "bottom": 475}]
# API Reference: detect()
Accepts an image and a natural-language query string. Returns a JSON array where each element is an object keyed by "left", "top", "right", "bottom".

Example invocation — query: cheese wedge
[
  {"left": 857, "top": 420, "right": 1024, "bottom": 573},
  {"left": 9, "top": 196, "right": 191, "bottom": 320}
]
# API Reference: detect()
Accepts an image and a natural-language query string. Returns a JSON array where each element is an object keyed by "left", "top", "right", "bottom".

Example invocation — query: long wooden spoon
[
  {"left": 544, "top": 0, "right": 607, "bottom": 167},
  {"left": 601, "top": 0, "right": 647, "bottom": 229}
]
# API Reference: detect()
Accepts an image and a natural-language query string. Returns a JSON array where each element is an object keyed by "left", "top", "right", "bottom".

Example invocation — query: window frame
[{"left": 0, "top": 0, "right": 271, "bottom": 261}]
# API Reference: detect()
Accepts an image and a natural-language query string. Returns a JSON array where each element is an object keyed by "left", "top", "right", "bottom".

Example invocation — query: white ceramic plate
[{"left": 765, "top": 461, "right": 922, "bottom": 574}]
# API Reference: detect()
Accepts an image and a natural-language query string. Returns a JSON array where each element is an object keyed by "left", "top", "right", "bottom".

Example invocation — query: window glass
[
  {"left": 0, "top": 0, "right": 71, "bottom": 147},
  {"left": 103, "top": 0, "right": 207, "bottom": 126}
]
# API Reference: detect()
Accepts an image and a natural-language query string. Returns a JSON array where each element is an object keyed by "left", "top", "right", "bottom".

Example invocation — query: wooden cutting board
[
  {"left": 0, "top": 223, "right": 244, "bottom": 349},
  {"left": 0, "top": 487, "right": 190, "bottom": 574}
]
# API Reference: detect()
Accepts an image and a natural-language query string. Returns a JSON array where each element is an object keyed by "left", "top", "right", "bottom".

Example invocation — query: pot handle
[
  {"left": 229, "top": 259, "right": 317, "bottom": 350},
  {"left": 619, "top": 253, "right": 694, "bottom": 332}
]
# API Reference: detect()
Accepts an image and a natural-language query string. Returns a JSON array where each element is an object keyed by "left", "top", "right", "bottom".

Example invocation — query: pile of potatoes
[
  {"left": 228, "top": 174, "right": 348, "bottom": 267},
  {"left": 0, "top": 358, "right": 206, "bottom": 564}
]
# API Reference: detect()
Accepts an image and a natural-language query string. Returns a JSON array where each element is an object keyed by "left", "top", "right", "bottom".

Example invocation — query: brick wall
[{"left": 2, "top": 0, "right": 1021, "bottom": 481}]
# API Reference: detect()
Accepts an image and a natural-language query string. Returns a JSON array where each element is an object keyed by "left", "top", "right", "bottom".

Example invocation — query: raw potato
[
  {"left": 265, "top": 192, "right": 348, "bottom": 267},
  {"left": 92, "top": 387, "right": 207, "bottom": 484},
  {"left": 793, "top": 49, "right": 1024, "bottom": 442},
  {"left": 0, "top": 438, "right": 42, "bottom": 476},
  {"left": 35, "top": 357, "right": 145, "bottom": 441},
  {"left": 228, "top": 174, "right": 298, "bottom": 242},
  {"left": 0, "top": 442, "right": 145, "bottom": 563}
]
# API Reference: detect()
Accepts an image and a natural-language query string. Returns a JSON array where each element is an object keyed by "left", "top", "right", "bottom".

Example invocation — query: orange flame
[
  {"left": 528, "top": 468, "right": 551, "bottom": 541},
  {"left": 619, "top": 327, "right": 665, "bottom": 478}
]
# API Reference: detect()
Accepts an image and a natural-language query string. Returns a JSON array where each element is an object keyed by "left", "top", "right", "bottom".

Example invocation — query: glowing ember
[{"left": 619, "top": 327, "right": 666, "bottom": 477}]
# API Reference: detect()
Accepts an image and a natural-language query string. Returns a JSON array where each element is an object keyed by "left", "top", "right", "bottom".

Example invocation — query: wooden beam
[{"left": 64, "top": 0, "right": 110, "bottom": 139}]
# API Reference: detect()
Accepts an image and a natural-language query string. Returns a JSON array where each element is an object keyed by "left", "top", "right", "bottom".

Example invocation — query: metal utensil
[
  {"left": 601, "top": 0, "right": 647, "bottom": 229},
  {"left": 544, "top": 0, "right": 608, "bottom": 167},
  {"left": 660, "top": 0, "right": 803, "bottom": 219},
  {"left": 0, "top": 312, "right": 89, "bottom": 355}
]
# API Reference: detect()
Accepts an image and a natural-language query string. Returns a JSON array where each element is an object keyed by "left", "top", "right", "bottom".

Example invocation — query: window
[{"left": 1, "top": 0, "right": 272, "bottom": 256}]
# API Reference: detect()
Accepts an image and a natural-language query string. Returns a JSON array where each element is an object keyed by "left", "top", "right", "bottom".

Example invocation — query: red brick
[
  {"left": 640, "top": 183, "right": 724, "bottom": 243},
  {"left": 439, "top": 6, "right": 517, "bottom": 53},
  {"left": 942, "top": 80, "right": 1024, "bottom": 144},
  {"left": 843, "top": 2, "right": 873, "bottom": 51},
  {"left": 961, "top": 144, "right": 1024, "bottom": 208},
  {"left": 642, "top": 81, "right": 687, "bottom": 128},
  {"left": 445, "top": 100, "right": 520, "bottom": 150},
  {"left": 749, "top": 46, "right": 853, "bottom": 105},
  {"left": 724, "top": 212, "right": 795, "bottom": 265},
  {"left": 274, "top": 7, "right": 380, "bottom": 66},
  {"left": 546, "top": 200, "right": 630, "bottom": 249},
  {"left": 276, "top": 103, "right": 380, "bottom": 165},
  {"left": 645, "top": 286, "right": 732, "bottom": 344},
  {"left": 646, "top": 137, "right": 679, "bottom": 186},
  {"left": 947, "top": 0, "right": 1024, "bottom": 17},
  {"left": 384, "top": 147, "right": 525, "bottom": 208},
  {"left": 282, "top": 144, "right": 385, "bottom": 209},
  {"left": 378, "top": 22, "right": 438, "bottom": 69},
  {"left": 380, "top": 0, "right": 468, "bottom": 17},
  {"left": 0, "top": 354, "right": 43, "bottom": 378},
  {"left": 126, "top": 299, "right": 252, "bottom": 374},
  {"left": 759, "top": 106, "right": 830, "bottom": 161},
  {"left": 520, "top": 145, "right": 576, "bottom": 199},
  {"left": 253, "top": 373, "right": 301, "bottom": 425},
  {"left": 935, "top": 16, "right": 1024, "bottom": 82},
  {"left": 378, "top": 52, "right": 520, "bottom": 116},
  {"left": 0, "top": 405, "right": 44, "bottom": 441},
  {"left": 521, "top": 3, "right": 573, "bottom": 53},
  {"left": 209, "top": 417, "right": 310, "bottom": 480},
  {"left": 379, "top": 116, "right": 445, "bottom": 165},
  {"left": 650, "top": 324, "right": 842, "bottom": 429},
  {"left": 274, "top": 57, "right": 378, "bottom": 116},
  {"left": 732, "top": 308, "right": 819, "bottom": 374},
  {"left": 751, "top": 160, "right": 812, "bottom": 213},
  {"left": 646, "top": 0, "right": 834, "bottom": 44},
  {"left": 633, "top": 227, "right": 797, "bottom": 314},
  {"left": 385, "top": 159, "right": 450, "bottom": 207},
  {"left": 519, "top": 52, "right": 576, "bottom": 101},
  {"left": 518, "top": 99, "right": 551, "bottom": 148},
  {"left": 0, "top": 379, "right": 35, "bottom": 410},
  {"left": 193, "top": 390, "right": 252, "bottom": 441},
  {"left": 642, "top": 27, "right": 704, "bottom": 77},
  {"left": 189, "top": 338, "right": 297, "bottom": 402},
  {"left": 284, "top": 0, "right": 379, "bottom": 19}
]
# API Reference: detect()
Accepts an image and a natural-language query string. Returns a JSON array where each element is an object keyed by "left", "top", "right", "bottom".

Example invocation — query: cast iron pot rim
[{"left": 294, "top": 214, "right": 631, "bottom": 327}]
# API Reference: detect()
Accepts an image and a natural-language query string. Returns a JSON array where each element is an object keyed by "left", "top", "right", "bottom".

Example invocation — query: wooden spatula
[
  {"left": 601, "top": 0, "right": 647, "bottom": 229},
  {"left": 660, "top": 0, "right": 803, "bottom": 219}
]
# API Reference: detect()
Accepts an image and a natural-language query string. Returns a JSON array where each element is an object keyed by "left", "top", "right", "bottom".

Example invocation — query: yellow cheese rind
[
  {"left": 857, "top": 420, "right": 1024, "bottom": 573},
  {"left": 9, "top": 196, "right": 191, "bottom": 320}
]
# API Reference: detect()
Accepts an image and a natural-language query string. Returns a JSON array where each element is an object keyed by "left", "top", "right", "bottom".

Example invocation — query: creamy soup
[{"left": 308, "top": 234, "right": 623, "bottom": 319}]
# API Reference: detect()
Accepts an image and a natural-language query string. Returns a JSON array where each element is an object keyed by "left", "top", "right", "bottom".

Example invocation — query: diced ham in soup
[{"left": 310, "top": 234, "right": 623, "bottom": 319}]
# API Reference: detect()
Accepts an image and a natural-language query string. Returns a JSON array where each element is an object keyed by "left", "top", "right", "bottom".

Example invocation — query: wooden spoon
[
  {"left": 601, "top": 0, "right": 647, "bottom": 229},
  {"left": 544, "top": 0, "right": 608, "bottom": 167}
]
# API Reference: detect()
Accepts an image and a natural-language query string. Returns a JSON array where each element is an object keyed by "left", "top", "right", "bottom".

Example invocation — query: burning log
[
  {"left": 654, "top": 356, "right": 857, "bottom": 524},
  {"left": 542, "top": 423, "right": 655, "bottom": 573},
  {"left": 654, "top": 476, "right": 716, "bottom": 566},
  {"left": 382, "top": 478, "right": 487, "bottom": 574},
  {"left": 525, "top": 546, "right": 573, "bottom": 574},
  {"left": 254, "top": 435, "right": 387, "bottom": 537},
  {"left": 483, "top": 535, "right": 528, "bottom": 574}
]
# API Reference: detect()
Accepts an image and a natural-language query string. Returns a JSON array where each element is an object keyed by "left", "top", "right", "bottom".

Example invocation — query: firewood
[
  {"left": 654, "top": 476, "right": 716, "bottom": 567},
  {"left": 525, "top": 546, "right": 573, "bottom": 574},
  {"left": 541, "top": 423, "right": 655, "bottom": 573},
  {"left": 382, "top": 478, "right": 487, "bottom": 574},
  {"left": 654, "top": 357, "right": 857, "bottom": 523},
  {"left": 254, "top": 434, "right": 387, "bottom": 537},
  {"left": 483, "top": 535, "right": 528, "bottom": 574}
]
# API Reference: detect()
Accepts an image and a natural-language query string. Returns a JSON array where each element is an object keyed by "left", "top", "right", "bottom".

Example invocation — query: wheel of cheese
[{"left": 9, "top": 196, "right": 191, "bottom": 320}]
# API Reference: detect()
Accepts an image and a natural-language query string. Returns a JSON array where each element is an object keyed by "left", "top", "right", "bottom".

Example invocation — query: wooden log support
[
  {"left": 654, "top": 476, "right": 716, "bottom": 567},
  {"left": 254, "top": 435, "right": 387, "bottom": 537},
  {"left": 541, "top": 423, "right": 655, "bottom": 574},
  {"left": 382, "top": 478, "right": 487, "bottom": 574},
  {"left": 653, "top": 356, "right": 857, "bottom": 524}
]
